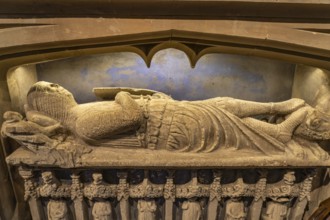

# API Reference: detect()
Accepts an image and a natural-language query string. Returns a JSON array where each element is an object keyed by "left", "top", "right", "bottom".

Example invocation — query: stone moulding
[
  {"left": 6, "top": 146, "right": 330, "bottom": 168},
  {"left": 20, "top": 169, "right": 313, "bottom": 201}
]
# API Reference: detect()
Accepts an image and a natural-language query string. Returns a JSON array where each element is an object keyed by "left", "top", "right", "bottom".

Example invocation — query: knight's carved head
[
  {"left": 295, "top": 84, "right": 330, "bottom": 140},
  {"left": 42, "top": 171, "right": 54, "bottom": 185},
  {"left": 27, "top": 81, "right": 77, "bottom": 122},
  {"left": 27, "top": 81, "right": 74, "bottom": 99},
  {"left": 92, "top": 173, "right": 103, "bottom": 185}
]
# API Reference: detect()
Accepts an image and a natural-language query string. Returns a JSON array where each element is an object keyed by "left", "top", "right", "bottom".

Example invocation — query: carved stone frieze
[
  {"left": 129, "top": 171, "right": 164, "bottom": 198},
  {"left": 176, "top": 172, "right": 209, "bottom": 199},
  {"left": 84, "top": 173, "right": 117, "bottom": 200},
  {"left": 15, "top": 167, "right": 324, "bottom": 220},
  {"left": 266, "top": 171, "right": 299, "bottom": 201},
  {"left": 39, "top": 171, "right": 71, "bottom": 199},
  {"left": 221, "top": 174, "right": 254, "bottom": 198}
]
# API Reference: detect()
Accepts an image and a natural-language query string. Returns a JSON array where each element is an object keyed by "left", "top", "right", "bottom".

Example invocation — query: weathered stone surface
[{"left": 7, "top": 65, "right": 38, "bottom": 113}]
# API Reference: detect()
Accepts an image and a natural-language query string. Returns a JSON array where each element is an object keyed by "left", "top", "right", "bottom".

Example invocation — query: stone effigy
[
  {"left": 2, "top": 81, "right": 330, "bottom": 167},
  {"left": 4, "top": 81, "right": 329, "bottom": 220}
]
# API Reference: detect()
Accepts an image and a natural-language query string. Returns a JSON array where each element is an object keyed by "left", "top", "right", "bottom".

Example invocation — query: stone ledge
[{"left": 6, "top": 146, "right": 330, "bottom": 169}]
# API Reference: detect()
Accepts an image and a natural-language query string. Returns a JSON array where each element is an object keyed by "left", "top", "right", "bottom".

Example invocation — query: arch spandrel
[{"left": 0, "top": 19, "right": 329, "bottom": 73}]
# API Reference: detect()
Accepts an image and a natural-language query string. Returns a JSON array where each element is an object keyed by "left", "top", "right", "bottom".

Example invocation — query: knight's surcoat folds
[{"left": 141, "top": 98, "right": 285, "bottom": 154}]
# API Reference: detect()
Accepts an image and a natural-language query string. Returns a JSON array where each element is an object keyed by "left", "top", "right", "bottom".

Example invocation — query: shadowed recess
[{"left": 36, "top": 49, "right": 295, "bottom": 103}]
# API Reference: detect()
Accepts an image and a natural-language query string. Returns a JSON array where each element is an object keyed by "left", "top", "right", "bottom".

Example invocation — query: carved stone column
[
  {"left": 248, "top": 170, "right": 267, "bottom": 220},
  {"left": 289, "top": 169, "right": 316, "bottom": 220},
  {"left": 18, "top": 167, "right": 45, "bottom": 220},
  {"left": 71, "top": 172, "right": 88, "bottom": 220},
  {"left": 208, "top": 170, "right": 222, "bottom": 220},
  {"left": 164, "top": 170, "right": 175, "bottom": 220},
  {"left": 117, "top": 171, "right": 130, "bottom": 220}
]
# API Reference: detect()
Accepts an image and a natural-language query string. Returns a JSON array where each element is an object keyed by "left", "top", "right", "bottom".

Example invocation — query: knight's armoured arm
[
  {"left": 25, "top": 107, "right": 60, "bottom": 127},
  {"left": 114, "top": 91, "right": 144, "bottom": 129},
  {"left": 24, "top": 110, "right": 63, "bottom": 135},
  {"left": 75, "top": 91, "right": 144, "bottom": 141}
]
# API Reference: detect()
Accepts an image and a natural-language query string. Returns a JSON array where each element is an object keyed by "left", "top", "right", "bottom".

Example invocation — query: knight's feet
[
  {"left": 276, "top": 107, "right": 309, "bottom": 143},
  {"left": 272, "top": 98, "right": 305, "bottom": 114},
  {"left": 311, "top": 145, "right": 330, "bottom": 161}
]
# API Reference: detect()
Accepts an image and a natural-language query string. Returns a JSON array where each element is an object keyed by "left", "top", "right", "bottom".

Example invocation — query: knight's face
[{"left": 27, "top": 81, "right": 77, "bottom": 119}]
